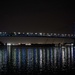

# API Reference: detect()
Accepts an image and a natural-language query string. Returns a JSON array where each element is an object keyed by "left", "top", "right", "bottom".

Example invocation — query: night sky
[{"left": 0, "top": 1, "right": 75, "bottom": 34}]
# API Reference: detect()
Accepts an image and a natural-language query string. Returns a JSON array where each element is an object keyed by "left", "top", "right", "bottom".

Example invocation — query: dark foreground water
[{"left": 0, "top": 45, "right": 75, "bottom": 75}]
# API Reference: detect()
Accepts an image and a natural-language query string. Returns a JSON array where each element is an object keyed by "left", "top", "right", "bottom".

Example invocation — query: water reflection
[{"left": 0, "top": 45, "right": 75, "bottom": 73}]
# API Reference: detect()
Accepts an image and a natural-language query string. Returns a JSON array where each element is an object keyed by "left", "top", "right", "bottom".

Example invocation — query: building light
[
  {"left": 7, "top": 43, "right": 11, "bottom": 45},
  {"left": 25, "top": 43, "right": 31, "bottom": 45}
]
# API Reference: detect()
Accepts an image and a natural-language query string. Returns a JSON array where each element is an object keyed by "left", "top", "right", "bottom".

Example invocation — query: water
[{"left": 0, "top": 45, "right": 75, "bottom": 75}]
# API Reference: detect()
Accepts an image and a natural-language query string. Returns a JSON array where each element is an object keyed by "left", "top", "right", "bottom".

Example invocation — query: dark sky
[{"left": 0, "top": 1, "right": 75, "bottom": 34}]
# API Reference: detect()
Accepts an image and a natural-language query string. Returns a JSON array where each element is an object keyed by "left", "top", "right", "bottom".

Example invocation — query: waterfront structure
[
  {"left": 0, "top": 32, "right": 75, "bottom": 73},
  {"left": 0, "top": 32, "right": 74, "bottom": 45}
]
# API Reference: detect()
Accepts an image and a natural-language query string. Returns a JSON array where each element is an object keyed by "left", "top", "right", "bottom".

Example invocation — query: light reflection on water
[{"left": 0, "top": 45, "right": 75, "bottom": 73}]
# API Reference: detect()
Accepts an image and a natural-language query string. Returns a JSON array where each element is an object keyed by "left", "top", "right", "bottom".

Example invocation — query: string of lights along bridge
[{"left": 0, "top": 32, "right": 75, "bottom": 38}]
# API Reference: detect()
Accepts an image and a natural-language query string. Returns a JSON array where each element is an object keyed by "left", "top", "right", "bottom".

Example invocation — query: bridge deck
[{"left": 0, "top": 32, "right": 75, "bottom": 38}]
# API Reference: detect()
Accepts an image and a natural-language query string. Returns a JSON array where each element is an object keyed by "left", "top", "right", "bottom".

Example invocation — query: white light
[
  {"left": 71, "top": 43, "right": 74, "bottom": 46},
  {"left": 18, "top": 43, "right": 21, "bottom": 45},
  {"left": 23, "top": 32, "right": 25, "bottom": 34},
  {"left": 43, "top": 33, "right": 45, "bottom": 36},
  {"left": 27, "top": 32, "right": 29, "bottom": 35},
  {"left": 14, "top": 32, "right": 17, "bottom": 35},
  {"left": 25, "top": 43, "right": 31, "bottom": 45},
  {"left": 61, "top": 34, "right": 64, "bottom": 36},
  {"left": 35, "top": 33, "right": 37, "bottom": 34},
  {"left": 0, "top": 32, "right": 2, "bottom": 34},
  {"left": 4, "top": 32, "right": 6, "bottom": 33},
  {"left": 12, "top": 44, "right": 15, "bottom": 45},
  {"left": 64, "top": 34, "right": 67, "bottom": 36},
  {"left": 18, "top": 32, "right": 21, "bottom": 34},
  {"left": 54, "top": 33, "right": 56, "bottom": 36},
  {"left": 47, "top": 33, "right": 50, "bottom": 36},
  {"left": 62, "top": 46, "right": 65, "bottom": 48},
  {"left": 51, "top": 33, "right": 53, "bottom": 35},
  {"left": 7, "top": 43, "right": 11, "bottom": 45},
  {"left": 58, "top": 34, "right": 60, "bottom": 36},
  {"left": 68, "top": 34, "right": 70, "bottom": 37},
  {"left": 30, "top": 33, "right": 33, "bottom": 34},
  {"left": 71, "top": 34, "right": 73, "bottom": 36},
  {"left": 39, "top": 33, "right": 42, "bottom": 35}
]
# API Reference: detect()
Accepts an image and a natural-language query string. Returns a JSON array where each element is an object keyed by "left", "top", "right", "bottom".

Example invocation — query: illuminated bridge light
[
  {"left": 54, "top": 33, "right": 57, "bottom": 36},
  {"left": 0, "top": 32, "right": 2, "bottom": 34},
  {"left": 61, "top": 34, "right": 65, "bottom": 37},
  {"left": 50, "top": 33, "right": 53, "bottom": 36},
  {"left": 71, "top": 43, "right": 74, "bottom": 46},
  {"left": 4, "top": 32, "right": 6, "bottom": 34},
  {"left": 7, "top": 43, "right": 11, "bottom": 45},
  {"left": 71, "top": 34, "right": 73, "bottom": 37},
  {"left": 64, "top": 34, "right": 67, "bottom": 36},
  {"left": 12, "top": 44, "right": 15, "bottom": 45},
  {"left": 27, "top": 32, "right": 29, "bottom": 35},
  {"left": 18, "top": 43, "right": 21, "bottom": 45},
  {"left": 57, "top": 33, "right": 60, "bottom": 36},
  {"left": 0, "top": 32, "right": 75, "bottom": 38},
  {"left": 74, "top": 34, "right": 75, "bottom": 36},
  {"left": 35, "top": 33, "right": 37, "bottom": 35},
  {"left": 43, "top": 33, "right": 46, "bottom": 36},
  {"left": 30, "top": 32, "right": 33, "bottom": 35},
  {"left": 62, "top": 46, "right": 65, "bottom": 48},
  {"left": 18, "top": 32, "right": 21, "bottom": 34},
  {"left": 25, "top": 43, "right": 31, "bottom": 45},
  {"left": 47, "top": 33, "right": 50, "bottom": 36},
  {"left": 39, "top": 33, "right": 42, "bottom": 36},
  {"left": 22, "top": 32, "right": 25, "bottom": 34},
  {"left": 14, "top": 32, "right": 17, "bottom": 35},
  {"left": 68, "top": 34, "right": 70, "bottom": 37}
]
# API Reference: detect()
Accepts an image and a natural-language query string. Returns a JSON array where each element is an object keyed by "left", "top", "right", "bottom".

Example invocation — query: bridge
[
  {"left": 0, "top": 32, "right": 75, "bottom": 38},
  {"left": 0, "top": 32, "right": 75, "bottom": 45}
]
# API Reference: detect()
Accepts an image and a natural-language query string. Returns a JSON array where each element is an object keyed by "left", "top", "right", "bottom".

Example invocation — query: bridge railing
[{"left": 0, "top": 32, "right": 75, "bottom": 38}]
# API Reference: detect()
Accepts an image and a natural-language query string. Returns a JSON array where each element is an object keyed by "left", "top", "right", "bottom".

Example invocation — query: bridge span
[{"left": 0, "top": 32, "right": 75, "bottom": 45}]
